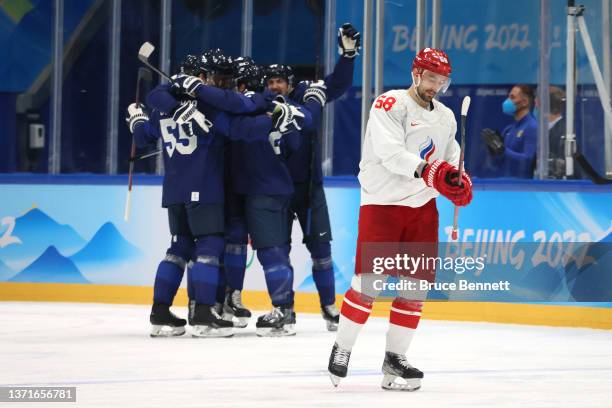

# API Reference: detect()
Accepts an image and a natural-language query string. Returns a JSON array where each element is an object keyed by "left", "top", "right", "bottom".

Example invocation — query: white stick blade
[
  {"left": 124, "top": 192, "right": 132, "bottom": 222},
  {"left": 138, "top": 42, "right": 155, "bottom": 60},
  {"left": 461, "top": 96, "right": 471, "bottom": 116}
]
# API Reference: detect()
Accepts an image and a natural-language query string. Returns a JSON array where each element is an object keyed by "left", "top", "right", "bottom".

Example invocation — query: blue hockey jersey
[
  {"left": 228, "top": 91, "right": 321, "bottom": 196},
  {"left": 134, "top": 84, "right": 273, "bottom": 206}
]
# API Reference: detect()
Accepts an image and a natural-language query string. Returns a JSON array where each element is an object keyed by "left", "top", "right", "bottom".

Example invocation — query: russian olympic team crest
[{"left": 419, "top": 136, "right": 436, "bottom": 161}]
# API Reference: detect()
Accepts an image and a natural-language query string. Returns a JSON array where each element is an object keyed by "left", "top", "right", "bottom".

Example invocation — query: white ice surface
[{"left": 1, "top": 302, "right": 611, "bottom": 408}]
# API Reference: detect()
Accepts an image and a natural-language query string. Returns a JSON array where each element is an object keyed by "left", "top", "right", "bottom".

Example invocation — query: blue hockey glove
[
  {"left": 303, "top": 80, "right": 327, "bottom": 107},
  {"left": 172, "top": 74, "right": 204, "bottom": 98},
  {"left": 126, "top": 103, "right": 148, "bottom": 133}
]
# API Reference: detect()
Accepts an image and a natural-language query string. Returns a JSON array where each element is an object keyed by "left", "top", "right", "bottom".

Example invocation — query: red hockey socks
[
  {"left": 385, "top": 298, "right": 423, "bottom": 355},
  {"left": 335, "top": 288, "right": 375, "bottom": 350}
]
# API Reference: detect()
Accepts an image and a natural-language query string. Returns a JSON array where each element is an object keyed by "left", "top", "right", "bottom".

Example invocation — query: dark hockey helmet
[
  {"left": 201, "top": 48, "right": 234, "bottom": 89},
  {"left": 264, "top": 64, "right": 294, "bottom": 87},
  {"left": 180, "top": 54, "right": 204, "bottom": 76},
  {"left": 233, "top": 57, "right": 264, "bottom": 92},
  {"left": 202, "top": 48, "right": 234, "bottom": 75}
]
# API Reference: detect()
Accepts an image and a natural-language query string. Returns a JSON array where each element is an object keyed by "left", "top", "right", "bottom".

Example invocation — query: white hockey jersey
[{"left": 358, "top": 89, "right": 460, "bottom": 208}]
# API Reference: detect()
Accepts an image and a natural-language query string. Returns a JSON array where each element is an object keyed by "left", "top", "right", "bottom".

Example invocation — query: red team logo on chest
[{"left": 419, "top": 136, "right": 436, "bottom": 161}]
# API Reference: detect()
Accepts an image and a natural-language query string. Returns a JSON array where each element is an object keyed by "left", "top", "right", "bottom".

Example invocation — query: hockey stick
[
  {"left": 451, "top": 96, "right": 471, "bottom": 240},
  {"left": 124, "top": 67, "right": 152, "bottom": 222},
  {"left": 129, "top": 148, "right": 162, "bottom": 162},
  {"left": 138, "top": 42, "right": 173, "bottom": 83},
  {"left": 305, "top": 135, "right": 316, "bottom": 237},
  {"left": 574, "top": 152, "right": 612, "bottom": 184}
]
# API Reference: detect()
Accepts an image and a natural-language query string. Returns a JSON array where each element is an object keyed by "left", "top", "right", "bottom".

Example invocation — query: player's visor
[{"left": 420, "top": 70, "right": 451, "bottom": 94}]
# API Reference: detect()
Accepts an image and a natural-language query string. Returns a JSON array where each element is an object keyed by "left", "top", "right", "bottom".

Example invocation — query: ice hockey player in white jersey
[{"left": 327, "top": 48, "right": 473, "bottom": 391}]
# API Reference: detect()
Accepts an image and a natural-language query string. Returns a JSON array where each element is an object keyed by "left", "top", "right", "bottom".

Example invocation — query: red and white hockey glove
[{"left": 421, "top": 160, "right": 473, "bottom": 207}]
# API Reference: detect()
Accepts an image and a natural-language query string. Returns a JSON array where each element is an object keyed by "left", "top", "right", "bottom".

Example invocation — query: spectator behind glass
[
  {"left": 534, "top": 86, "right": 567, "bottom": 179},
  {"left": 481, "top": 84, "right": 538, "bottom": 178}
]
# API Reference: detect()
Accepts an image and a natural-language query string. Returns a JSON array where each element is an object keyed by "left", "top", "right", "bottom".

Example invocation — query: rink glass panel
[
  {"left": 566, "top": 0, "right": 611, "bottom": 181},
  {"left": 117, "top": 0, "right": 162, "bottom": 175},
  {"left": 0, "top": 1, "right": 610, "bottom": 180},
  {"left": 0, "top": 0, "right": 55, "bottom": 173},
  {"left": 170, "top": 0, "right": 242, "bottom": 70},
  {"left": 251, "top": 1, "right": 323, "bottom": 80},
  {"left": 59, "top": 0, "right": 112, "bottom": 174},
  {"left": 331, "top": 0, "right": 612, "bottom": 181}
]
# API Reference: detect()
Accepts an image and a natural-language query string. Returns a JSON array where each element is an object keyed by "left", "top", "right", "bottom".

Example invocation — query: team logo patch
[{"left": 419, "top": 136, "right": 436, "bottom": 161}]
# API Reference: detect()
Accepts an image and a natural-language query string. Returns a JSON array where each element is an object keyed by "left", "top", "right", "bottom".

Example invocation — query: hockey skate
[
  {"left": 191, "top": 304, "right": 233, "bottom": 338},
  {"left": 214, "top": 301, "right": 224, "bottom": 316},
  {"left": 381, "top": 351, "right": 423, "bottom": 391},
  {"left": 149, "top": 304, "right": 186, "bottom": 337},
  {"left": 222, "top": 289, "right": 252, "bottom": 328},
  {"left": 321, "top": 304, "right": 339, "bottom": 331},
  {"left": 255, "top": 305, "right": 296, "bottom": 337},
  {"left": 328, "top": 342, "right": 351, "bottom": 387}
]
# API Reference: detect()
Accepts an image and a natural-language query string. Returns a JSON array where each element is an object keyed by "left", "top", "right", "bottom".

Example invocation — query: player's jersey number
[
  {"left": 160, "top": 118, "right": 197, "bottom": 157},
  {"left": 374, "top": 95, "right": 396, "bottom": 111}
]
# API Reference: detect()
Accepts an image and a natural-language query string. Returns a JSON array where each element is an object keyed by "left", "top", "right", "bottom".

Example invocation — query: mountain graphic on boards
[
  {"left": 0, "top": 207, "right": 86, "bottom": 269},
  {"left": 10, "top": 245, "right": 89, "bottom": 284},
  {"left": 70, "top": 222, "right": 142, "bottom": 265}
]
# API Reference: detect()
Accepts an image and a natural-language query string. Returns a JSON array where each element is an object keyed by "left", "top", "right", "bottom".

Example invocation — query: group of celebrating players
[{"left": 125, "top": 23, "right": 361, "bottom": 338}]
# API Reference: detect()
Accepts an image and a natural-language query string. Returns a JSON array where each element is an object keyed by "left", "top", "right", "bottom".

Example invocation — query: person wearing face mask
[{"left": 481, "top": 84, "right": 538, "bottom": 178}]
